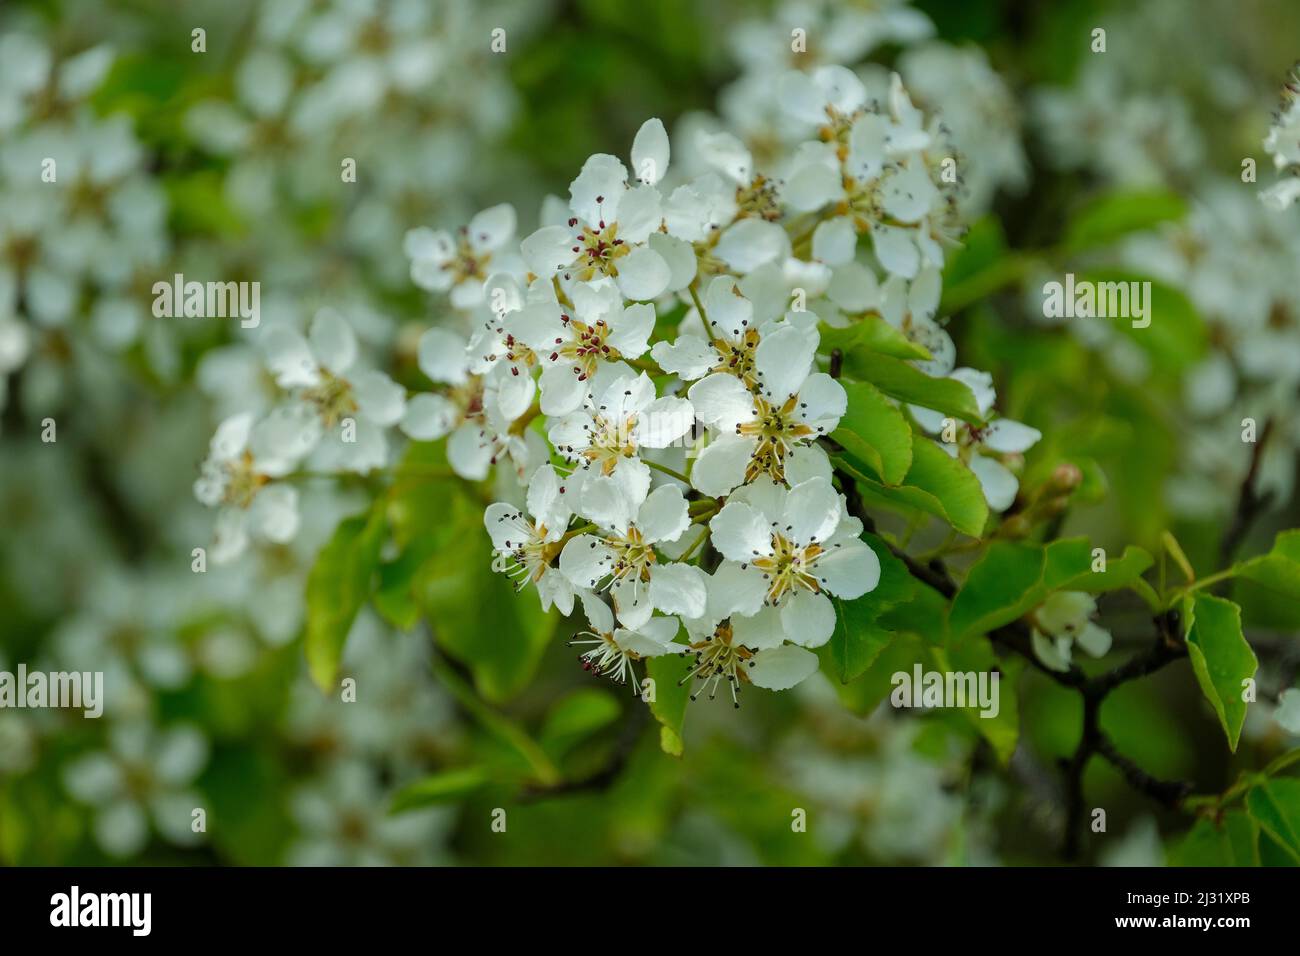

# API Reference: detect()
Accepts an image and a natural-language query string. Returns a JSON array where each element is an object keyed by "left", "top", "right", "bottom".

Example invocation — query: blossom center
[
  {"left": 712, "top": 327, "right": 761, "bottom": 385},
  {"left": 737, "top": 394, "right": 815, "bottom": 484},
  {"left": 607, "top": 525, "right": 656, "bottom": 584},
  {"left": 569, "top": 629, "right": 638, "bottom": 686},
  {"left": 582, "top": 412, "right": 638, "bottom": 475},
  {"left": 555, "top": 314, "right": 618, "bottom": 380},
  {"left": 735, "top": 174, "right": 781, "bottom": 221},
  {"left": 681, "top": 621, "right": 754, "bottom": 708},
  {"left": 750, "top": 533, "right": 823, "bottom": 605},
  {"left": 221, "top": 450, "right": 271, "bottom": 508},
  {"left": 303, "top": 370, "right": 359, "bottom": 428},
  {"left": 567, "top": 213, "right": 629, "bottom": 281}
]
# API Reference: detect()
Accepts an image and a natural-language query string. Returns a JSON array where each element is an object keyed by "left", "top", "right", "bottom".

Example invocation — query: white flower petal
[
  {"left": 636, "top": 484, "right": 690, "bottom": 543},
  {"left": 308, "top": 309, "right": 358, "bottom": 375},
  {"left": 400, "top": 393, "right": 459, "bottom": 441},
  {"left": 520, "top": 224, "right": 576, "bottom": 278},
  {"left": 748, "top": 644, "right": 819, "bottom": 690},
  {"left": 969, "top": 453, "right": 1019, "bottom": 512},
  {"left": 560, "top": 534, "right": 618, "bottom": 590},
  {"left": 709, "top": 501, "right": 771, "bottom": 562},
  {"left": 616, "top": 245, "right": 671, "bottom": 301},
  {"left": 691, "top": 434, "right": 753, "bottom": 498},
  {"left": 730, "top": 606, "right": 786, "bottom": 650},
  {"left": 982, "top": 418, "right": 1041, "bottom": 454},
  {"left": 353, "top": 370, "right": 406, "bottom": 426},
  {"left": 781, "top": 476, "right": 841, "bottom": 545},
  {"left": 417, "top": 328, "right": 469, "bottom": 385},
  {"left": 706, "top": 562, "right": 768, "bottom": 620},
  {"left": 649, "top": 563, "right": 708, "bottom": 619},
  {"left": 755, "top": 324, "right": 815, "bottom": 400},
  {"left": 814, "top": 535, "right": 881, "bottom": 599},
  {"left": 570, "top": 153, "right": 628, "bottom": 226},
  {"left": 467, "top": 203, "right": 516, "bottom": 253},
  {"left": 780, "top": 589, "right": 836, "bottom": 647},
  {"left": 630, "top": 118, "right": 670, "bottom": 185}
]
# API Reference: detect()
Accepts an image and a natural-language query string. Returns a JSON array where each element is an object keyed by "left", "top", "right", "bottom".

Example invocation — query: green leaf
[
  {"left": 1245, "top": 778, "right": 1300, "bottom": 863},
  {"left": 932, "top": 637, "right": 1020, "bottom": 765},
  {"left": 819, "top": 315, "right": 931, "bottom": 361},
  {"left": 847, "top": 351, "right": 985, "bottom": 424},
  {"left": 1063, "top": 189, "right": 1186, "bottom": 254},
  {"left": 646, "top": 653, "right": 691, "bottom": 756},
  {"left": 828, "top": 534, "right": 914, "bottom": 682},
  {"left": 1170, "top": 811, "right": 1260, "bottom": 866},
  {"left": 417, "top": 532, "right": 557, "bottom": 702},
  {"left": 833, "top": 381, "right": 914, "bottom": 486},
  {"left": 1183, "top": 593, "right": 1257, "bottom": 752},
  {"left": 540, "top": 689, "right": 622, "bottom": 760},
  {"left": 948, "top": 537, "right": 1154, "bottom": 639},
  {"left": 372, "top": 537, "right": 441, "bottom": 631},
  {"left": 305, "top": 503, "right": 387, "bottom": 691},
  {"left": 948, "top": 541, "right": 1045, "bottom": 638},
  {"left": 838, "top": 440, "right": 989, "bottom": 537},
  {"left": 1233, "top": 530, "right": 1300, "bottom": 627},
  {"left": 390, "top": 767, "right": 490, "bottom": 813},
  {"left": 1055, "top": 543, "right": 1154, "bottom": 593}
]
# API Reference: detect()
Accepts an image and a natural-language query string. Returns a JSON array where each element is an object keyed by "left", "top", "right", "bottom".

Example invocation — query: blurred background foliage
[{"left": 2, "top": 0, "right": 1300, "bottom": 866}]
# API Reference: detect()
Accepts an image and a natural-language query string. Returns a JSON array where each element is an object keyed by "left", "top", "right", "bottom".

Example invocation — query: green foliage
[
  {"left": 847, "top": 351, "right": 986, "bottom": 424},
  {"left": 839, "top": 440, "right": 990, "bottom": 537},
  {"left": 304, "top": 502, "right": 387, "bottom": 692},
  {"left": 1232, "top": 529, "right": 1300, "bottom": 628},
  {"left": 390, "top": 768, "right": 491, "bottom": 813},
  {"left": 1182, "top": 593, "right": 1257, "bottom": 752},
  {"left": 948, "top": 537, "right": 1151, "bottom": 639},
  {"left": 827, "top": 534, "right": 915, "bottom": 683},
  {"left": 833, "top": 381, "right": 914, "bottom": 486},
  {"left": 1170, "top": 812, "right": 1259, "bottom": 866},
  {"left": 1062, "top": 189, "right": 1187, "bottom": 254},
  {"left": 1245, "top": 777, "right": 1300, "bottom": 863},
  {"left": 646, "top": 654, "right": 692, "bottom": 756}
]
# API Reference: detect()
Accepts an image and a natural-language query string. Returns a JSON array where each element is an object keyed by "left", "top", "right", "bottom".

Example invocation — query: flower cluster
[
  {"left": 1262, "top": 65, "right": 1300, "bottom": 210},
  {"left": 217, "top": 64, "right": 1044, "bottom": 708},
  {"left": 194, "top": 64, "right": 1047, "bottom": 702}
]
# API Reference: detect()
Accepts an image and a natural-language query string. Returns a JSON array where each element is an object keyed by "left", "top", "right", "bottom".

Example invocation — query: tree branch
[{"left": 1218, "top": 418, "right": 1275, "bottom": 570}]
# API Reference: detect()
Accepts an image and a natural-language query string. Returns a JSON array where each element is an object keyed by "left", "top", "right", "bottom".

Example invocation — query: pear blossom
[
  {"left": 520, "top": 119, "right": 676, "bottom": 301},
  {"left": 262, "top": 309, "right": 407, "bottom": 473},
  {"left": 558, "top": 459, "right": 707, "bottom": 628},
  {"left": 194, "top": 412, "right": 304, "bottom": 563},
  {"left": 549, "top": 371, "right": 695, "bottom": 480},
  {"left": 689, "top": 324, "right": 844, "bottom": 497},
  {"left": 678, "top": 563, "right": 825, "bottom": 707},
  {"left": 1029, "top": 591, "right": 1113, "bottom": 673},
  {"left": 404, "top": 204, "right": 520, "bottom": 308},
  {"left": 509, "top": 277, "right": 655, "bottom": 416},
  {"left": 650, "top": 274, "right": 782, "bottom": 386},
  {"left": 707, "top": 476, "right": 881, "bottom": 648},
  {"left": 569, "top": 591, "right": 683, "bottom": 689},
  {"left": 1262, "top": 71, "right": 1300, "bottom": 210},
  {"left": 911, "top": 368, "right": 1041, "bottom": 512},
  {"left": 400, "top": 325, "right": 538, "bottom": 481},
  {"left": 483, "top": 464, "right": 576, "bottom": 615},
  {"left": 63, "top": 721, "right": 209, "bottom": 858}
]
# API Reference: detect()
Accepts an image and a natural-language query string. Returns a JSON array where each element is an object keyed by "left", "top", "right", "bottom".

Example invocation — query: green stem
[
  {"left": 688, "top": 281, "right": 708, "bottom": 326},
  {"left": 644, "top": 458, "right": 691, "bottom": 484}
]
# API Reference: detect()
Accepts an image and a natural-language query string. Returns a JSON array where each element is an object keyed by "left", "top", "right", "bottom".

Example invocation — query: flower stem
[{"left": 644, "top": 458, "right": 691, "bottom": 484}]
